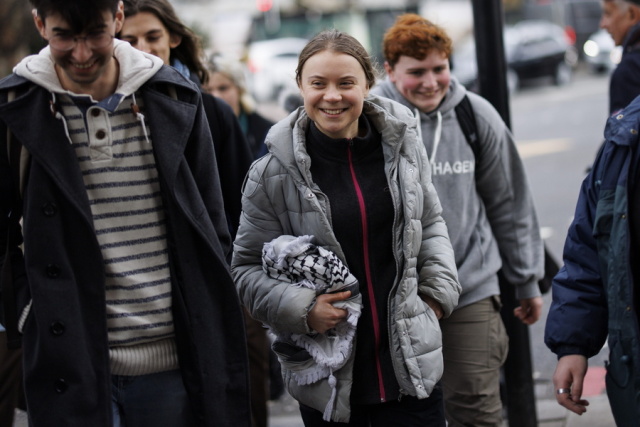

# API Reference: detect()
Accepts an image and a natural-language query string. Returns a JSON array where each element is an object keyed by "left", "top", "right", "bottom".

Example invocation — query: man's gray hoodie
[{"left": 372, "top": 76, "right": 543, "bottom": 307}]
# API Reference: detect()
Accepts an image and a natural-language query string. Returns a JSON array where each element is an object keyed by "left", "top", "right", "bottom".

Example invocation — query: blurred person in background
[
  {"left": 119, "top": 0, "right": 253, "bottom": 237},
  {"left": 120, "top": 4, "right": 269, "bottom": 426},
  {"left": 600, "top": 0, "right": 640, "bottom": 115},
  {"left": 205, "top": 54, "right": 286, "bottom": 427},
  {"left": 232, "top": 28, "right": 461, "bottom": 426},
  {"left": 205, "top": 55, "right": 273, "bottom": 160},
  {"left": 372, "top": 14, "right": 544, "bottom": 427}
]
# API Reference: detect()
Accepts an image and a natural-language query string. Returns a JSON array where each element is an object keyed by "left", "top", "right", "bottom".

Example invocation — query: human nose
[
  {"left": 323, "top": 85, "right": 341, "bottom": 101},
  {"left": 71, "top": 39, "right": 92, "bottom": 61},
  {"left": 135, "top": 40, "right": 152, "bottom": 54},
  {"left": 420, "top": 72, "right": 437, "bottom": 88}
]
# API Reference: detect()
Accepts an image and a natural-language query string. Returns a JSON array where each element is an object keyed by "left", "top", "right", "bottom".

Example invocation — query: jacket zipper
[{"left": 347, "top": 141, "right": 386, "bottom": 402}]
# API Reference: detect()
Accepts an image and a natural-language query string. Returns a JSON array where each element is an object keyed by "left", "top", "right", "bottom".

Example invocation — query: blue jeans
[
  {"left": 111, "top": 369, "right": 195, "bottom": 427},
  {"left": 299, "top": 384, "right": 445, "bottom": 426}
]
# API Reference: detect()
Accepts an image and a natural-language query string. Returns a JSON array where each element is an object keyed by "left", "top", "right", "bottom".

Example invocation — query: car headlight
[{"left": 583, "top": 40, "right": 600, "bottom": 58}]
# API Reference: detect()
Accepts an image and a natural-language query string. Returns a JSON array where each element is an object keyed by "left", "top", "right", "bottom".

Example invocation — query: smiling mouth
[
  {"left": 322, "top": 108, "right": 346, "bottom": 115},
  {"left": 73, "top": 60, "right": 97, "bottom": 70}
]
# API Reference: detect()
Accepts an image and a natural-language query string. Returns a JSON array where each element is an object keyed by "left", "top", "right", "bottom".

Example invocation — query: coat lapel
[
  {"left": 141, "top": 88, "right": 197, "bottom": 195},
  {"left": 0, "top": 85, "right": 94, "bottom": 226}
]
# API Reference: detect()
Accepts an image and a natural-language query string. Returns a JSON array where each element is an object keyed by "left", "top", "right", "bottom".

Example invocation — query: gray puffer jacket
[{"left": 231, "top": 94, "right": 460, "bottom": 422}]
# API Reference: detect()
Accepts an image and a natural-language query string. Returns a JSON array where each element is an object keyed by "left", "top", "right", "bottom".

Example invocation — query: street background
[{"left": 1, "top": 0, "right": 620, "bottom": 425}]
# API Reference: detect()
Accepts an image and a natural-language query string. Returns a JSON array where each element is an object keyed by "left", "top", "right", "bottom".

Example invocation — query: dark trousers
[
  {"left": 299, "top": 383, "right": 445, "bottom": 427},
  {"left": 111, "top": 369, "right": 194, "bottom": 427},
  {"left": 244, "top": 309, "right": 269, "bottom": 427},
  {"left": 0, "top": 331, "right": 25, "bottom": 426}
]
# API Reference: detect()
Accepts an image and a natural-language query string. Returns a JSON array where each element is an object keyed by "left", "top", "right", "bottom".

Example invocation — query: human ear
[
  {"left": 169, "top": 34, "right": 182, "bottom": 49},
  {"left": 630, "top": 5, "right": 640, "bottom": 23},
  {"left": 33, "top": 10, "right": 47, "bottom": 39},
  {"left": 384, "top": 61, "right": 395, "bottom": 82},
  {"left": 114, "top": 1, "right": 125, "bottom": 33}
]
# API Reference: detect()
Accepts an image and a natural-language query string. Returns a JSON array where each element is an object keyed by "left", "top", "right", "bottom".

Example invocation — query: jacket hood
[
  {"left": 13, "top": 39, "right": 163, "bottom": 100},
  {"left": 266, "top": 94, "right": 416, "bottom": 167},
  {"left": 372, "top": 74, "right": 467, "bottom": 119}
]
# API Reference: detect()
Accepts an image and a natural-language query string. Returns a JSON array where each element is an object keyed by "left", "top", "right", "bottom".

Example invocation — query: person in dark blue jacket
[
  {"left": 544, "top": 94, "right": 640, "bottom": 425},
  {"left": 601, "top": 0, "right": 640, "bottom": 115}
]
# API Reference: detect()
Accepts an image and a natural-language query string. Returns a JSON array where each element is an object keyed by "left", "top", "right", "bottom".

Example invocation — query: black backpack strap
[
  {"left": 454, "top": 94, "right": 555, "bottom": 294},
  {"left": 454, "top": 94, "right": 480, "bottom": 161}
]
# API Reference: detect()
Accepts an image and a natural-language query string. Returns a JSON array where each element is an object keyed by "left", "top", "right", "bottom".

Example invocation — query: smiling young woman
[{"left": 231, "top": 29, "right": 461, "bottom": 427}]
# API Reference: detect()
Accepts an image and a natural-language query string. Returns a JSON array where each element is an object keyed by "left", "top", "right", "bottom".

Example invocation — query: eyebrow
[
  {"left": 306, "top": 74, "right": 358, "bottom": 80},
  {"left": 51, "top": 25, "right": 72, "bottom": 34},
  {"left": 121, "top": 28, "right": 163, "bottom": 39},
  {"left": 143, "top": 29, "right": 164, "bottom": 37},
  {"left": 51, "top": 23, "right": 107, "bottom": 34}
]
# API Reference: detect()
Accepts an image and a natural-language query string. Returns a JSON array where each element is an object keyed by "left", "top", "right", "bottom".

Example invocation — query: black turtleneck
[{"left": 306, "top": 116, "right": 400, "bottom": 404}]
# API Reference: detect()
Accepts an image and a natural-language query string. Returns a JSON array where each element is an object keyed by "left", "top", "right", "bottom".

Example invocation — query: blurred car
[
  {"left": 583, "top": 29, "right": 622, "bottom": 74},
  {"left": 452, "top": 20, "right": 578, "bottom": 92},
  {"left": 246, "top": 37, "right": 308, "bottom": 103}
]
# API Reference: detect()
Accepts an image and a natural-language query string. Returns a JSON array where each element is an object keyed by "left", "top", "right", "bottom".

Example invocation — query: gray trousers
[{"left": 440, "top": 296, "right": 509, "bottom": 427}]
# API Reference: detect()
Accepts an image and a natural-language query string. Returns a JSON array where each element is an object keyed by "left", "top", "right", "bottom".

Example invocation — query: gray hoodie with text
[{"left": 372, "top": 76, "right": 543, "bottom": 308}]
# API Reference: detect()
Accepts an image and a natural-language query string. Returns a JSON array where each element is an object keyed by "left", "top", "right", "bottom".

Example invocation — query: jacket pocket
[{"left": 604, "top": 335, "right": 640, "bottom": 425}]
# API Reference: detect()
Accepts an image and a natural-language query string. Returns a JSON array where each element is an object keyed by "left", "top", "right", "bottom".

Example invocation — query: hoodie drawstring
[
  {"left": 429, "top": 111, "right": 442, "bottom": 165},
  {"left": 131, "top": 93, "right": 150, "bottom": 144},
  {"left": 414, "top": 108, "right": 443, "bottom": 165},
  {"left": 50, "top": 93, "right": 72, "bottom": 144}
]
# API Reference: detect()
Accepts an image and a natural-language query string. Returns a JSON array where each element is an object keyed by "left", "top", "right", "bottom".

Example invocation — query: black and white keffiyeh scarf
[{"left": 262, "top": 234, "right": 362, "bottom": 421}]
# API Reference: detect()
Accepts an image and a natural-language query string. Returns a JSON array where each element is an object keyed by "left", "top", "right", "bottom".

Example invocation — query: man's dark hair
[{"left": 30, "top": 0, "right": 121, "bottom": 34}]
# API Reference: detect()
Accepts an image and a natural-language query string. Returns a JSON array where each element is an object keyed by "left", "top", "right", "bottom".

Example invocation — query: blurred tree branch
[{"left": 0, "top": 0, "right": 45, "bottom": 78}]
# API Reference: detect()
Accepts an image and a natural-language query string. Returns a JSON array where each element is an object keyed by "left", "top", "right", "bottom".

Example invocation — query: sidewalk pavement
[
  {"left": 12, "top": 376, "right": 616, "bottom": 427},
  {"left": 267, "top": 375, "right": 616, "bottom": 427}
]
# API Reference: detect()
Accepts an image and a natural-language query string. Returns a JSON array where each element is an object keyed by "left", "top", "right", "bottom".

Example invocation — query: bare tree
[{"left": 0, "top": 0, "right": 44, "bottom": 78}]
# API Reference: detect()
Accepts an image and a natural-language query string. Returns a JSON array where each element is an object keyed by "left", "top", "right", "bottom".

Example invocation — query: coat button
[
  {"left": 54, "top": 378, "right": 67, "bottom": 393},
  {"left": 91, "top": 109, "right": 101, "bottom": 117},
  {"left": 96, "top": 129, "right": 106, "bottom": 139},
  {"left": 46, "top": 264, "right": 60, "bottom": 278},
  {"left": 42, "top": 202, "right": 57, "bottom": 217},
  {"left": 50, "top": 321, "right": 65, "bottom": 336}
]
